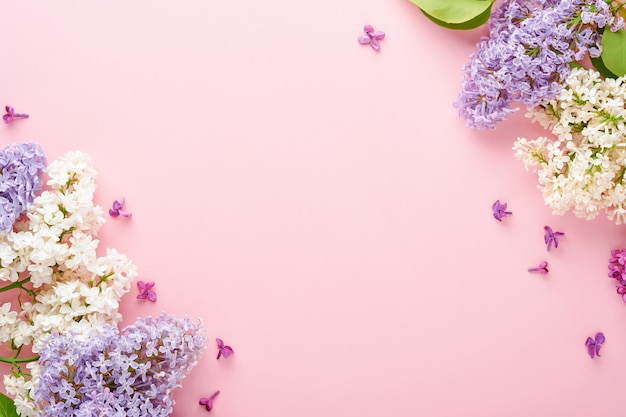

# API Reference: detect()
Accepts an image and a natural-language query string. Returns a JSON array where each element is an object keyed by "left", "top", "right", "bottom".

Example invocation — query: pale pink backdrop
[{"left": 1, "top": 1, "right": 625, "bottom": 416}]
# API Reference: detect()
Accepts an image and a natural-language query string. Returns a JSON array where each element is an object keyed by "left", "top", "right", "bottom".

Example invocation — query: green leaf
[
  {"left": 601, "top": 28, "right": 626, "bottom": 77},
  {"left": 409, "top": 0, "right": 495, "bottom": 25},
  {"left": 0, "top": 393, "right": 19, "bottom": 417},
  {"left": 590, "top": 55, "right": 619, "bottom": 79},
  {"left": 420, "top": 5, "right": 492, "bottom": 30}
]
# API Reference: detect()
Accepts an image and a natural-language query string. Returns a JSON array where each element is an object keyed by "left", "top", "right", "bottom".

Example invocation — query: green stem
[
  {"left": 0, "top": 277, "right": 30, "bottom": 293},
  {"left": 0, "top": 355, "right": 38, "bottom": 364}
]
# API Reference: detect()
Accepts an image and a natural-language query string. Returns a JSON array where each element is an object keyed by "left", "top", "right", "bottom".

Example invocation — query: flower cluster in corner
[
  {"left": 454, "top": 0, "right": 624, "bottom": 130},
  {"left": 0, "top": 140, "right": 209, "bottom": 417}
]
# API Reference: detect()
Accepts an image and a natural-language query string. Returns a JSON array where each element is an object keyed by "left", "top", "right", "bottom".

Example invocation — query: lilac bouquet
[
  {"left": 410, "top": 0, "right": 626, "bottom": 223},
  {"left": 0, "top": 142, "right": 208, "bottom": 417},
  {"left": 33, "top": 314, "right": 206, "bottom": 417},
  {"left": 454, "top": 0, "right": 623, "bottom": 130}
]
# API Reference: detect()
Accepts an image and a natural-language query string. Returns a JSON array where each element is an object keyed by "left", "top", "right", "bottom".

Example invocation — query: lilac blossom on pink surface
[
  {"left": 454, "top": 0, "right": 624, "bottom": 129},
  {"left": 109, "top": 197, "right": 132, "bottom": 218},
  {"left": 2, "top": 105, "right": 29, "bottom": 123},
  {"left": 137, "top": 280, "right": 157, "bottom": 302},
  {"left": 608, "top": 249, "right": 626, "bottom": 303},
  {"left": 358, "top": 24, "right": 385, "bottom": 51},
  {"left": 0, "top": 142, "right": 46, "bottom": 233},
  {"left": 33, "top": 314, "right": 207, "bottom": 416},
  {"left": 199, "top": 391, "right": 220, "bottom": 412},
  {"left": 492, "top": 200, "right": 512, "bottom": 221},
  {"left": 585, "top": 332, "right": 605, "bottom": 358},
  {"left": 528, "top": 261, "right": 549, "bottom": 274},
  {"left": 544, "top": 226, "right": 564, "bottom": 251},
  {"left": 216, "top": 338, "right": 234, "bottom": 359}
]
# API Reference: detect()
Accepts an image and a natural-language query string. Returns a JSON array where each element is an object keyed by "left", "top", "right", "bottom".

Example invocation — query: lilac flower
[
  {"left": 492, "top": 200, "right": 512, "bottom": 221},
  {"left": 2, "top": 105, "right": 29, "bottom": 123},
  {"left": 528, "top": 261, "right": 549, "bottom": 274},
  {"left": 199, "top": 391, "right": 220, "bottom": 412},
  {"left": 216, "top": 338, "right": 234, "bottom": 359},
  {"left": 109, "top": 197, "right": 132, "bottom": 218},
  {"left": 585, "top": 332, "right": 605, "bottom": 358},
  {"left": 455, "top": 0, "right": 624, "bottom": 129},
  {"left": 608, "top": 249, "right": 626, "bottom": 281},
  {"left": 544, "top": 225, "right": 564, "bottom": 251},
  {"left": 358, "top": 24, "right": 385, "bottom": 51},
  {"left": 33, "top": 313, "right": 207, "bottom": 417},
  {"left": 608, "top": 249, "right": 626, "bottom": 304},
  {"left": 0, "top": 142, "right": 46, "bottom": 233},
  {"left": 137, "top": 280, "right": 157, "bottom": 302}
]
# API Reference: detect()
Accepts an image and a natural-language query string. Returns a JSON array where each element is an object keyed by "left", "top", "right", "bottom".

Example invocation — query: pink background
[{"left": 1, "top": 1, "right": 626, "bottom": 416}]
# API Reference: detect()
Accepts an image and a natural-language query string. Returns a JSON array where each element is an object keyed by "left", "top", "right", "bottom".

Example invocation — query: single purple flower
[
  {"left": 2, "top": 105, "right": 29, "bottom": 123},
  {"left": 199, "top": 391, "right": 220, "bottom": 412},
  {"left": 136, "top": 280, "right": 157, "bottom": 302},
  {"left": 608, "top": 248, "right": 626, "bottom": 281},
  {"left": 109, "top": 197, "right": 132, "bottom": 218},
  {"left": 544, "top": 225, "right": 564, "bottom": 252},
  {"left": 358, "top": 24, "right": 385, "bottom": 51},
  {"left": 216, "top": 338, "right": 234, "bottom": 359},
  {"left": 492, "top": 200, "right": 512, "bottom": 221},
  {"left": 585, "top": 332, "right": 605, "bottom": 358},
  {"left": 528, "top": 261, "right": 549, "bottom": 274}
]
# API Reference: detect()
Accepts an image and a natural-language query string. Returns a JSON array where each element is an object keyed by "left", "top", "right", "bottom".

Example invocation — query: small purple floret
[
  {"left": 492, "top": 200, "right": 512, "bottom": 221},
  {"left": 585, "top": 332, "right": 605, "bottom": 358},
  {"left": 199, "top": 391, "right": 220, "bottom": 412},
  {"left": 358, "top": 24, "right": 385, "bottom": 51},
  {"left": 544, "top": 226, "right": 564, "bottom": 251},
  {"left": 216, "top": 338, "right": 234, "bottom": 359},
  {"left": 2, "top": 105, "right": 29, "bottom": 123},
  {"left": 137, "top": 280, "right": 157, "bottom": 302},
  {"left": 109, "top": 196, "right": 132, "bottom": 218}
]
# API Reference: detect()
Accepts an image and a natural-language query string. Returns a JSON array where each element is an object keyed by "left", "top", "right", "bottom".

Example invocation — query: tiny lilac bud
[
  {"left": 2, "top": 105, "right": 29, "bottom": 124},
  {"left": 492, "top": 200, "right": 512, "bottom": 221},
  {"left": 585, "top": 332, "right": 605, "bottom": 358},
  {"left": 136, "top": 280, "right": 157, "bottom": 302},
  {"left": 109, "top": 197, "right": 132, "bottom": 218},
  {"left": 544, "top": 225, "right": 564, "bottom": 252},
  {"left": 216, "top": 338, "right": 234, "bottom": 359},
  {"left": 199, "top": 390, "right": 220, "bottom": 412},
  {"left": 357, "top": 24, "right": 385, "bottom": 51}
]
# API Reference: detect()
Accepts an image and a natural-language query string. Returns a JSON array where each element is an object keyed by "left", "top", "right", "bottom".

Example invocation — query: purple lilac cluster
[
  {"left": 33, "top": 313, "right": 207, "bottom": 417},
  {"left": 455, "top": 0, "right": 623, "bottom": 130},
  {"left": 0, "top": 142, "right": 46, "bottom": 233},
  {"left": 609, "top": 249, "right": 626, "bottom": 303}
]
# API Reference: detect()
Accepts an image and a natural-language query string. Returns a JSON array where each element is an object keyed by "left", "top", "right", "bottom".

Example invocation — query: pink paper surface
[{"left": 1, "top": 1, "right": 625, "bottom": 416}]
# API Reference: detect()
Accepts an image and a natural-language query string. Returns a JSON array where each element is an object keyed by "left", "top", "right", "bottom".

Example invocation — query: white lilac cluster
[
  {"left": 513, "top": 67, "right": 626, "bottom": 224},
  {"left": 0, "top": 151, "right": 137, "bottom": 417}
]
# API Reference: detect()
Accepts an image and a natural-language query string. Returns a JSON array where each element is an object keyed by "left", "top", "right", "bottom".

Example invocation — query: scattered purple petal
[
  {"left": 136, "top": 280, "right": 157, "bottom": 302},
  {"left": 109, "top": 197, "right": 132, "bottom": 218},
  {"left": 199, "top": 390, "right": 220, "bottom": 412},
  {"left": 358, "top": 24, "right": 385, "bottom": 51},
  {"left": 544, "top": 225, "right": 564, "bottom": 252},
  {"left": 492, "top": 200, "right": 512, "bottom": 221},
  {"left": 216, "top": 338, "right": 234, "bottom": 359},
  {"left": 585, "top": 332, "right": 605, "bottom": 358},
  {"left": 527, "top": 261, "right": 549, "bottom": 274},
  {"left": 3, "top": 105, "right": 29, "bottom": 124}
]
